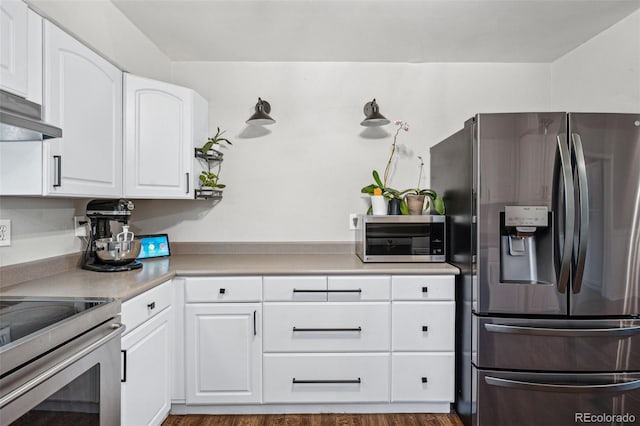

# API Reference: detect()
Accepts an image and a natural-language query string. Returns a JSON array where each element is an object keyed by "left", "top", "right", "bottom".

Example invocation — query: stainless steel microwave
[{"left": 356, "top": 215, "right": 446, "bottom": 262}]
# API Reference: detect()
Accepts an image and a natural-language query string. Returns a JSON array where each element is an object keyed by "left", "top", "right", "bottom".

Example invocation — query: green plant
[
  {"left": 201, "top": 127, "right": 232, "bottom": 153},
  {"left": 199, "top": 171, "right": 226, "bottom": 189}
]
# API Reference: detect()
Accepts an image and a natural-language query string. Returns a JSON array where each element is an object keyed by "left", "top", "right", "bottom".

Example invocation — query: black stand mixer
[{"left": 82, "top": 199, "right": 143, "bottom": 272}]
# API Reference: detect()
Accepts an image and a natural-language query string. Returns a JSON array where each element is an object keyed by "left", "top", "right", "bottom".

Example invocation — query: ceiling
[{"left": 112, "top": 0, "right": 640, "bottom": 63}]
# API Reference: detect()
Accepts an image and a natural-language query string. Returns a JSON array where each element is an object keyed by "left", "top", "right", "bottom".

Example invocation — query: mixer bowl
[{"left": 94, "top": 238, "right": 141, "bottom": 265}]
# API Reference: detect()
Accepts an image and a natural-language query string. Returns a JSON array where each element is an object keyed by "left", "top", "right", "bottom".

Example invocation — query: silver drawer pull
[
  {"left": 292, "top": 327, "right": 362, "bottom": 332},
  {"left": 293, "top": 378, "right": 361, "bottom": 384}
]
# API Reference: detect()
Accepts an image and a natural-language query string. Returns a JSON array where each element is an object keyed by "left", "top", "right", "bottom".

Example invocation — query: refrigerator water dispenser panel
[{"left": 500, "top": 206, "right": 554, "bottom": 285}]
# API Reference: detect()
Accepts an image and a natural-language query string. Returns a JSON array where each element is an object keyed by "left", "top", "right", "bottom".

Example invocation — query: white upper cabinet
[
  {"left": 0, "top": 0, "right": 28, "bottom": 97},
  {"left": 43, "top": 21, "right": 123, "bottom": 197},
  {"left": 124, "top": 74, "right": 208, "bottom": 199}
]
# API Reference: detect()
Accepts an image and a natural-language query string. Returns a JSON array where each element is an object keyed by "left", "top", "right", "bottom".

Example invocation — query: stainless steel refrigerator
[{"left": 431, "top": 112, "right": 640, "bottom": 426}]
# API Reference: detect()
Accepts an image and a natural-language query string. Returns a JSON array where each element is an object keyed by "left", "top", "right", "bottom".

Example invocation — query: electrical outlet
[
  {"left": 349, "top": 213, "right": 359, "bottom": 230},
  {"left": 74, "top": 216, "right": 88, "bottom": 237},
  {"left": 0, "top": 220, "right": 11, "bottom": 246}
]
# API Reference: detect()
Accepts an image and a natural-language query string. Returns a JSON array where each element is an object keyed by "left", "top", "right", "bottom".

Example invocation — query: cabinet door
[
  {"left": 121, "top": 307, "right": 172, "bottom": 426},
  {"left": 124, "top": 74, "right": 194, "bottom": 199},
  {"left": 43, "top": 21, "right": 122, "bottom": 197},
  {"left": 185, "top": 303, "right": 262, "bottom": 404},
  {"left": 0, "top": 0, "right": 28, "bottom": 97},
  {"left": 392, "top": 301, "right": 455, "bottom": 351}
]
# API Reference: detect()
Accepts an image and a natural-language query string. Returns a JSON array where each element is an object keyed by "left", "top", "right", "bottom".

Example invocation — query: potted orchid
[
  {"left": 361, "top": 120, "right": 410, "bottom": 214},
  {"left": 400, "top": 156, "right": 445, "bottom": 215}
]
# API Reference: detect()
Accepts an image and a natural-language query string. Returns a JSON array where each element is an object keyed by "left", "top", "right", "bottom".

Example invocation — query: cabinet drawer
[
  {"left": 263, "top": 303, "right": 390, "bottom": 352},
  {"left": 185, "top": 276, "right": 262, "bottom": 302},
  {"left": 122, "top": 280, "right": 172, "bottom": 335},
  {"left": 392, "top": 275, "right": 454, "bottom": 300},
  {"left": 263, "top": 354, "right": 390, "bottom": 403},
  {"left": 263, "top": 276, "right": 327, "bottom": 301},
  {"left": 392, "top": 301, "right": 455, "bottom": 351},
  {"left": 391, "top": 353, "right": 454, "bottom": 402},
  {"left": 327, "top": 276, "right": 390, "bottom": 301}
]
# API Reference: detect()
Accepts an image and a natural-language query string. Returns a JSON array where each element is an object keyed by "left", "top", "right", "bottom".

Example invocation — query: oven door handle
[
  {"left": 485, "top": 376, "right": 640, "bottom": 393},
  {"left": 0, "top": 323, "right": 125, "bottom": 409}
]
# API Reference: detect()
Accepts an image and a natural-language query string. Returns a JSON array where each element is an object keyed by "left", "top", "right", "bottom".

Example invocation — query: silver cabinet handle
[
  {"left": 555, "top": 135, "right": 575, "bottom": 294},
  {"left": 292, "top": 327, "right": 362, "bottom": 332},
  {"left": 293, "top": 378, "right": 361, "bottom": 384},
  {"left": 485, "top": 323, "right": 640, "bottom": 337},
  {"left": 53, "top": 155, "right": 62, "bottom": 187},
  {"left": 485, "top": 376, "right": 640, "bottom": 393},
  {"left": 571, "top": 133, "right": 589, "bottom": 294}
]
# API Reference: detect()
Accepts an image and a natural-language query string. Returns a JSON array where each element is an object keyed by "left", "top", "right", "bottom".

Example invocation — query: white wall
[
  {"left": 26, "top": 0, "right": 172, "bottom": 81},
  {"left": 551, "top": 9, "right": 640, "bottom": 112},
  {"left": 0, "top": 198, "right": 84, "bottom": 267},
  {"left": 132, "top": 62, "right": 551, "bottom": 242}
]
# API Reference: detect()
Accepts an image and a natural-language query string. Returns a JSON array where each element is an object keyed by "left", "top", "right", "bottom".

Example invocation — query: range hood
[{"left": 0, "top": 90, "right": 62, "bottom": 141}]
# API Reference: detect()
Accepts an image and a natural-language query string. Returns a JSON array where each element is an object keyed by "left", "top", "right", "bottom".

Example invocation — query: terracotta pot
[{"left": 405, "top": 194, "right": 427, "bottom": 215}]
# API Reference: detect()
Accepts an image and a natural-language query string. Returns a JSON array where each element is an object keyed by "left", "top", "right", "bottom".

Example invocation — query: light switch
[{"left": 0, "top": 220, "right": 11, "bottom": 246}]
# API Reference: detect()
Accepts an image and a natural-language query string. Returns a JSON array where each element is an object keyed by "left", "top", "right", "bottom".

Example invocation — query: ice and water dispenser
[{"left": 500, "top": 206, "right": 554, "bottom": 284}]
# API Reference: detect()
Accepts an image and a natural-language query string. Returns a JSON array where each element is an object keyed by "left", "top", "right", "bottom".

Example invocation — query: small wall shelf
[
  {"left": 194, "top": 188, "right": 223, "bottom": 200},
  {"left": 194, "top": 148, "right": 223, "bottom": 162}
]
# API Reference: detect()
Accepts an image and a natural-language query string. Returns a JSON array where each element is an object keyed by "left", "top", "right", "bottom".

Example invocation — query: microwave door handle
[
  {"left": 555, "top": 135, "right": 575, "bottom": 294},
  {"left": 571, "top": 133, "right": 589, "bottom": 294}
]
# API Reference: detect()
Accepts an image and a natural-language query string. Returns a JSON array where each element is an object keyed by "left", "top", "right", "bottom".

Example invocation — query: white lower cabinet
[
  {"left": 178, "top": 273, "right": 455, "bottom": 412},
  {"left": 263, "top": 353, "right": 390, "bottom": 403},
  {"left": 390, "top": 275, "right": 455, "bottom": 405},
  {"left": 121, "top": 281, "right": 173, "bottom": 426},
  {"left": 263, "top": 302, "right": 390, "bottom": 352},
  {"left": 185, "top": 302, "right": 262, "bottom": 404},
  {"left": 391, "top": 353, "right": 454, "bottom": 402}
]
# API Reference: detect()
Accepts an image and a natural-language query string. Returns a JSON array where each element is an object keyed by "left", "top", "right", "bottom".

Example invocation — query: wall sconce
[
  {"left": 246, "top": 97, "right": 275, "bottom": 125},
  {"left": 360, "top": 98, "right": 390, "bottom": 127}
]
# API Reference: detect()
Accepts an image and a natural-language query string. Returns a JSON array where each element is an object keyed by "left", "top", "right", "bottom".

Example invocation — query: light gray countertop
[{"left": 0, "top": 254, "right": 459, "bottom": 301}]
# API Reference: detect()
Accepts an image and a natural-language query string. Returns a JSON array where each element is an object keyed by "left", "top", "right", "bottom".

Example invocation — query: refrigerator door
[
  {"left": 570, "top": 113, "right": 640, "bottom": 316},
  {"left": 477, "top": 113, "right": 572, "bottom": 315},
  {"left": 476, "top": 316, "right": 640, "bottom": 371},
  {"left": 476, "top": 369, "right": 640, "bottom": 426}
]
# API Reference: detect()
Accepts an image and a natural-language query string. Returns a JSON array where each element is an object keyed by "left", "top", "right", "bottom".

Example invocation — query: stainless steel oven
[
  {"left": 356, "top": 215, "right": 446, "bottom": 262},
  {"left": 0, "top": 297, "right": 123, "bottom": 425}
]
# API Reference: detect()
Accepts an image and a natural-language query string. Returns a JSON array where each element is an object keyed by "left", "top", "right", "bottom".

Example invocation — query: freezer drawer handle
[
  {"left": 292, "top": 378, "right": 361, "bottom": 384},
  {"left": 292, "top": 327, "right": 362, "bottom": 332},
  {"left": 485, "top": 376, "right": 640, "bottom": 393},
  {"left": 485, "top": 323, "right": 640, "bottom": 337}
]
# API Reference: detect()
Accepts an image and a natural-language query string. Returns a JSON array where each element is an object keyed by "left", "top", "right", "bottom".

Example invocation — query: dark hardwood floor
[{"left": 163, "top": 413, "right": 463, "bottom": 426}]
